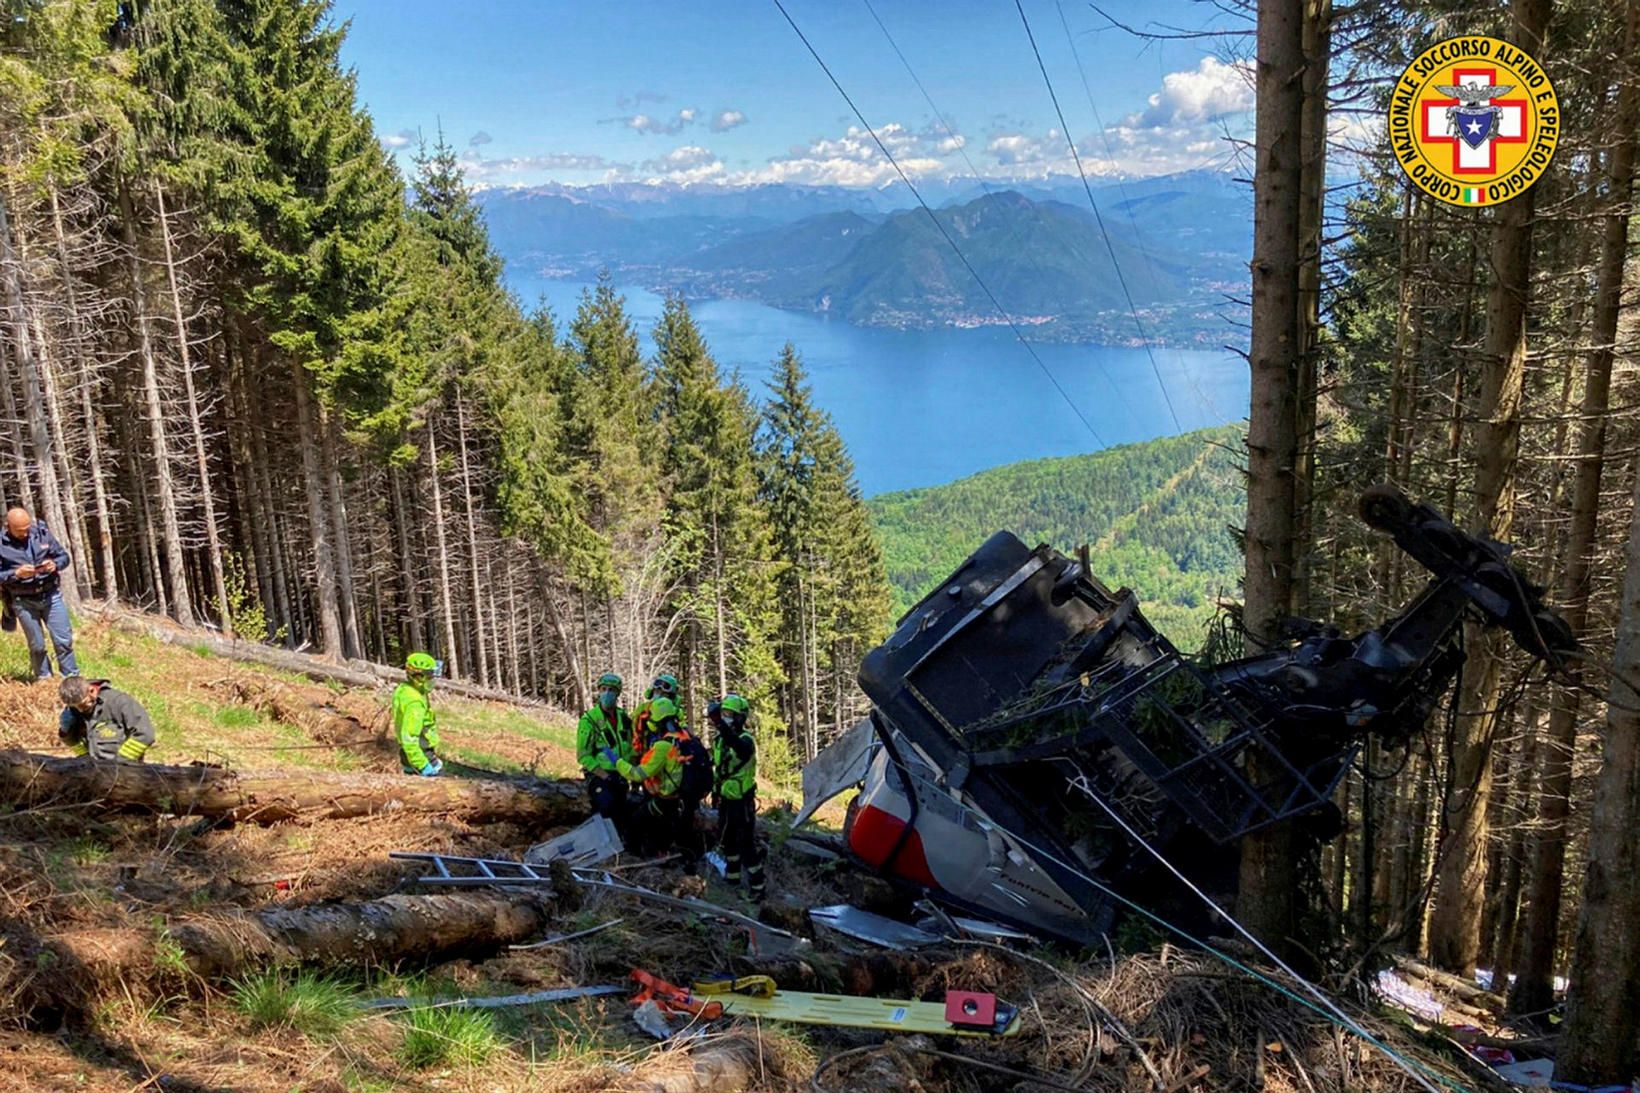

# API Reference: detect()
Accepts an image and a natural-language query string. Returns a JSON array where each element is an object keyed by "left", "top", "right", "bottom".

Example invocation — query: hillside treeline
[
  {"left": 0, "top": 1, "right": 890, "bottom": 766},
  {"left": 1240, "top": 0, "right": 1640, "bottom": 1078},
  {"left": 871, "top": 425, "right": 1243, "bottom": 641}
]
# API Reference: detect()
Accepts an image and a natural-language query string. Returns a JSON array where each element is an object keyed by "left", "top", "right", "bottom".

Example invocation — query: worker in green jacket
[
  {"left": 611, "top": 696, "right": 710, "bottom": 869},
  {"left": 59, "top": 676, "right": 155, "bottom": 762},
  {"left": 630, "top": 672, "right": 682, "bottom": 757},
  {"left": 395, "top": 652, "right": 443, "bottom": 776},
  {"left": 710, "top": 694, "right": 764, "bottom": 899},
  {"left": 578, "top": 671, "right": 634, "bottom": 827}
]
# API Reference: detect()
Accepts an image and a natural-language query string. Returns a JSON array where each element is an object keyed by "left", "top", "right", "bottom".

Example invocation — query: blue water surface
[{"left": 510, "top": 275, "right": 1249, "bottom": 496}]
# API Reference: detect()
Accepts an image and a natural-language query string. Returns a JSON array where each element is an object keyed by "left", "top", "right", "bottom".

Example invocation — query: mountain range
[{"left": 478, "top": 171, "right": 1251, "bottom": 345}]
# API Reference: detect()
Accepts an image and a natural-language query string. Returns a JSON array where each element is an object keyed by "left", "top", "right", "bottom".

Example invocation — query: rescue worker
[
  {"left": 394, "top": 652, "right": 443, "bottom": 776},
  {"left": 631, "top": 672, "right": 682, "bottom": 756},
  {"left": 710, "top": 694, "right": 764, "bottom": 900},
  {"left": 607, "top": 696, "right": 711, "bottom": 870},
  {"left": 58, "top": 676, "right": 154, "bottom": 762},
  {"left": 577, "top": 672, "right": 634, "bottom": 827}
]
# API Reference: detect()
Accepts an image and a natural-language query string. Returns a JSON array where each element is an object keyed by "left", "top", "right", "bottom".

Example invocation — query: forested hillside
[
  {"left": 871, "top": 425, "right": 1243, "bottom": 645},
  {"left": 0, "top": 1, "right": 889, "bottom": 765}
]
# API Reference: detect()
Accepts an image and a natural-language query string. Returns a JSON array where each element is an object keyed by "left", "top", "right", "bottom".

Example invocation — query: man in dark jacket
[
  {"left": 59, "top": 676, "right": 155, "bottom": 761},
  {"left": 0, "top": 508, "right": 77, "bottom": 679}
]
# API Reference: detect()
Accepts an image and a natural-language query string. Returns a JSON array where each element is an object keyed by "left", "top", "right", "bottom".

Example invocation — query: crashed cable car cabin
[{"left": 840, "top": 485, "right": 1577, "bottom": 945}]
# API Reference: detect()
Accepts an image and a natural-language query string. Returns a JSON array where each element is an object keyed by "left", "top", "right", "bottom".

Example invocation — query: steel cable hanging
[
  {"left": 1015, "top": 0, "right": 1184, "bottom": 434},
  {"left": 771, "top": 0, "right": 1108, "bottom": 449},
  {"left": 858, "top": 0, "right": 1144, "bottom": 429}
]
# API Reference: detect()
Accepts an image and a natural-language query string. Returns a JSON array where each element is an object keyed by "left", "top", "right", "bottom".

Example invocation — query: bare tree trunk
[
  {"left": 389, "top": 464, "right": 425, "bottom": 651},
  {"left": 453, "top": 389, "right": 490, "bottom": 685},
  {"left": 0, "top": 189, "right": 74, "bottom": 603},
  {"left": 320, "top": 406, "right": 360, "bottom": 658},
  {"left": 1559, "top": 453, "right": 1640, "bottom": 1084},
  {"left": 1290, "top": 0, "right": 1330, "bottom": 617},
  {"left": 426, "top": 418, "right": 460, "bottom": 677},
  {"left": 118, "top": 181, "right": 194, "bottom": 626},
  {"left": 289, "top": 358, "right": 343, "bottom": 658},
  {"left": 246, "top": 344, "right": 294, "bottom": 647},
  {"left": 1237, "top": 0, "right": 1307, "bottom": 953},
  {"left": 1511, "top": 0, "right": 1637, "bottom": 1013},
  {"left": 1428, "top": 0, "right": 1550, "bottom": 976},
  {"left": 153, "top": 181, "right": 230, "bottom": 635}
]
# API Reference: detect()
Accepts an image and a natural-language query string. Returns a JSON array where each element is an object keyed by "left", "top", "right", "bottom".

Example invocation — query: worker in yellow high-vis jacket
[
  {"left": 395, "top": 652, "right": 444, "bottom": 776},
  {"left": 58, "top": 676, "right": 155, "bottom": 762}
]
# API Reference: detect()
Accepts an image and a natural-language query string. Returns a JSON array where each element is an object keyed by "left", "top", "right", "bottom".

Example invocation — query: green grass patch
[
  {"left": 187, "top": 643, "right": 214, "bottom": 659},
  {"left": 397, "top": 1006, "right": 501, "bottom": 1069},
  {"left": 446, "top": 748, "right": 524, "bottom": 775},
  {"left": 67, "top": 835, "right": 110, "bottom": 866},
  {"left": 231, "top": 969, "right": 357, "bottom": 1038},
  {"left": 212, "top": 705, "right": 261, "bottom": 729}
]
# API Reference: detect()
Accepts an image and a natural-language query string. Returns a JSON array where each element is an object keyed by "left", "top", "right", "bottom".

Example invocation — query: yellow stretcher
[{"left": 692, "top": 976, "right": 1022, "bottom": 1038}]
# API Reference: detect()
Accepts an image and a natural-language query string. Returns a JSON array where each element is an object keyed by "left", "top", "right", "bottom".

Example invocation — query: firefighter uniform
[
  {"left": 395, "top": 653, "right": 443, "bottom": 775},
  {"left": 59, "top": 681, "right": 155, "bottom": 762},
  {"left": 711, "top": 694, "right": 764, "bottom": 899},
  {"left": 578, "top": 672, "right": 635, "bottom": 827},
  {"left": 615, "top": 697, "right": 707, "bottom": 868}
]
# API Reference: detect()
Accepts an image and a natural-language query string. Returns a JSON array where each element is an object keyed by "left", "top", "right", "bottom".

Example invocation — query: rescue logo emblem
[{"left": 1386, "top": 36, "right": 1559, "bottom": 207}]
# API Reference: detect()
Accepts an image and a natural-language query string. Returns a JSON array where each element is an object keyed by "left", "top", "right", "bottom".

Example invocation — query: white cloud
[
  {"left": 986, "top": 129, "right": 1061, "bottom": 166},
  {"left": 936, "top": 134, "right": 967, "bottom": 154},
  {"left": 381, "top": 128, "right": 416, "bottom": 150},
  {"left": 730, "top": 122, "right": 948, "bottom": 187},
  {"left": 1126, "top": 56, "right": 1253, "bottom": 129},
  {"left": 612, "top": 108, "right": 701, "bottom": 136},
  {"left": 458, "top": 150, "right": 628, "bottom": 183},
  {"left": 710, "top": 109, "right": 749, "bottom": 132},
  {"left": 639, "top": 144, "right": 726, "bottom": 182}
]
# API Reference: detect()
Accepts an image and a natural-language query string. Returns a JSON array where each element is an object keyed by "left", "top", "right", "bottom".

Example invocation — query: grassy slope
[
  {"left": 0, "top": 617, "right": 580, "bottom": 776},
  {"left": 0, "top": 618, "right": 824, "bottom": 1093},
  {"left": 869, "top": 424, "right": 1246, "bottom": 649}
]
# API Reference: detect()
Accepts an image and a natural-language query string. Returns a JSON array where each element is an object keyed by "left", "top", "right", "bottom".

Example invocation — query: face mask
[{"left": 599, "top": 690, "right": 618, "bottom": 711}]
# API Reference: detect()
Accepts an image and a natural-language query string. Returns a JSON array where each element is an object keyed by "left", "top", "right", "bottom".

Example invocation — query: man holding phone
[{"left": 0, "top": 507, "right": 77, "bottom": 679}]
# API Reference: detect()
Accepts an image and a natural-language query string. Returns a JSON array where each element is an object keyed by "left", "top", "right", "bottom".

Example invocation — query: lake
[{"left": 509, "top": 275, "right": 1249, "bottom": 496}]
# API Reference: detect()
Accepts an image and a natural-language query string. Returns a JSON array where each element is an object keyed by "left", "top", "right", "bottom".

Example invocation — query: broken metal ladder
[{"left": 390, "top": 852, "right": 805, "bottom": 954}]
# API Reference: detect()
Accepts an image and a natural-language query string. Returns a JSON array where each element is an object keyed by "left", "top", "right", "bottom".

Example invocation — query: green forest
[
  {"left": 871, "top": 424, "right": 1244, "bottom": 644},
  {"left": 0, "top": 1, "right": 889, "bottom": 771}
]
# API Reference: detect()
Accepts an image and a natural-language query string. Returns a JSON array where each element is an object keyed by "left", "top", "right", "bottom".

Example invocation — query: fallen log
[
  {"left": 94, "top": 604, "right": 550, "bottom": 708},
  {"left": 214, "top": 677, "right": 389, "bottom": 753},
  {"left": 0, "top": 749, "right": 585, "bottom": 826},
  {"left": 1391, "top": 956, "right": 1506, "bottom": 1012},
  {"left": 24, "top": 887, "right": 572, "bottom": 1020}
]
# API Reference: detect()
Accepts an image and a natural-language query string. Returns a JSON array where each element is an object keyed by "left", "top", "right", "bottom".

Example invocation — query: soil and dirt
[{"left": 0, "top": 616, "right": 1539, "bottom": 1092}]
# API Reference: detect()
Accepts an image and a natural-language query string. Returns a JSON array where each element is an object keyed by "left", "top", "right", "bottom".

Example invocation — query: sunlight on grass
[
  {"left": 397, "top": 1006, "right": 501, "bottom": 1069},
  {"left": 231, "top": 969, "right": 357, "bottom": 1038}
]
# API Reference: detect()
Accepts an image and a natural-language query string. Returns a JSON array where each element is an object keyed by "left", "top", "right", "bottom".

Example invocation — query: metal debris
[
  {"left": 793, "top": 717, "right": 874, "bottom": 829},
  {"left": 809, "top": 905, "right": 940, "bottom": 950},
  {"left": 524, "top": 814, "right": 624, "bottom": 868},
  {"left": 509, "top": 917, "right": 625, "bottom": 951},
  {"left": 359, "top": 984, "right": 625, "bottom": 1011}
]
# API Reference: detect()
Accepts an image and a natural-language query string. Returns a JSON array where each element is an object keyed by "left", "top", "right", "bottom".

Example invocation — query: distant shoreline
[{"left": 510, "top": 268, "right": 1247, "bottom": 351}]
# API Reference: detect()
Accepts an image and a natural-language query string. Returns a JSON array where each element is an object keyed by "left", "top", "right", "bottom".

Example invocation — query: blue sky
[{"left": 334, "top": 0, "right": 1255, "bottom": 189}]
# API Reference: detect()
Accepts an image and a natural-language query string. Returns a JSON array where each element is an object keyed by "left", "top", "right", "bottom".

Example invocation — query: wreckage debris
[
  {"left": 628, "top": 968, "right": 1021, "bottom": 1038},
  {"left": 358, "top": 984, "right": 626, "bottom": 1011}
]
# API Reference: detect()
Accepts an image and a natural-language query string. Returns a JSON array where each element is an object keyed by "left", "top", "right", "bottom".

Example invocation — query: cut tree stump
[{"left": 0, "top": 749, "right": 586, "bottom": 826}]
